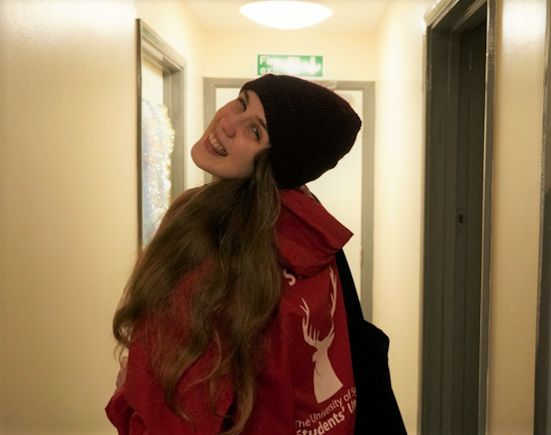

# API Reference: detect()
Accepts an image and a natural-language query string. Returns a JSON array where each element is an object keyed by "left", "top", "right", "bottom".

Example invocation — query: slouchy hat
[{"left": 242, "top": 74, "right": 362, "bottom": 188}]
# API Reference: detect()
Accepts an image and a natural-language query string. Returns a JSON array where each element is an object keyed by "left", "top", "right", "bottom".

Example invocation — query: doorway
[
  {"left": 203, "top": 78, "right": 375, "bottom": 318},
  {"left": 137, "top": 19, "right": 187, "bottom": 246},
  {"left": 421, "top": 0, "right": 496, "bottom": 433}
]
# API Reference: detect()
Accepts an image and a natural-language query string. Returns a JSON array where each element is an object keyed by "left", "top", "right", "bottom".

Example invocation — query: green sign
[{"left": 257, "top": 54, "right": 323, "bottom": 77}]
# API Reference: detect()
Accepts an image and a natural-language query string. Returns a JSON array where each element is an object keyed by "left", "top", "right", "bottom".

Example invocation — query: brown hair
[{"left": 113, "top": 149, "right": 281, "bottom": 433}]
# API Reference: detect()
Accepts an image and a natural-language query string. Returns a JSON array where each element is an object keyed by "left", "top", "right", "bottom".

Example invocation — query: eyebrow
[{"left": 242, "top": 89, "right": 269, "bottom": 133}]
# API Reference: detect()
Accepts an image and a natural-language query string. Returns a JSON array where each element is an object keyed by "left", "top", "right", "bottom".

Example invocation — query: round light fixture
[{"left": 239, "top": 1, "right": 333, "bottom": 30}]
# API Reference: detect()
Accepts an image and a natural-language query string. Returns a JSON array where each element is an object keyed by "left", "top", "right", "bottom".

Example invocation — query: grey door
[{"left": 421, "top": 1, "right": 496, "bottom": 433}]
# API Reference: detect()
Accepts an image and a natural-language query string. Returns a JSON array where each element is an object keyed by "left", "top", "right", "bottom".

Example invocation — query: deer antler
[
  {"left": 300, "top": 267, "right": 339, "bottom": 351},
  {"left": 301, "top": 298, "right": 317, "bottom": 347},
  {"left": 300, "top": 267, "right": 343, "bottom": 403},
  {"left": 329, "top": 267, "right": 338, "bottom": 318}
]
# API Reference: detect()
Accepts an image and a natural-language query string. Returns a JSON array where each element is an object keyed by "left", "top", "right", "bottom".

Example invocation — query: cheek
[
  {"left": 236, "top": 147, "right": 263, "bottom": 176},
  {"left": 190, "top": 140, "right": 210, "bottom": 170},
  {"left": 201, "top": 119, "right": 215, "bottom": 139},
  {"left": 190, "top": 143, "right": 199, "bottom": 163},
  {"left": 234, "top": 164, "right": 255, "bottom": 179}
]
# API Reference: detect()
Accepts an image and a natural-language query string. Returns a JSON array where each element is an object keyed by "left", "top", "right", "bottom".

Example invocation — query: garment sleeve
[
  {"left": 106, "top": 334, "right": 234, "bottom": 435},
  {"left": 106, "top": 259, "right": 234, "bottom": 435}
]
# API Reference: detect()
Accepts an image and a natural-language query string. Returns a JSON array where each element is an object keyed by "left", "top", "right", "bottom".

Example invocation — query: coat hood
[{"left": 276, "top": 189, "right": 352, "bottom": 278}]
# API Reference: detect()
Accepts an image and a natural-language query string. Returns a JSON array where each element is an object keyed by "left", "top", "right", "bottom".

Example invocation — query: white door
[{"left": 307, "top": 90, "right": 363, "bottom": 297}]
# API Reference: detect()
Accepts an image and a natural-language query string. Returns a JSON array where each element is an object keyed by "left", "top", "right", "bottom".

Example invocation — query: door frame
[
  {"left": 535, "top": 3, "right": 551, "bottom": 434},
  {"left": 203, "top": 77, "right": 375, "bottom": 319},
  {"left": 136, "top": 19, "right": 187, "bottom": 246},
  {"left": 420, "top": 0, "right": 496, "bottom": 433}
]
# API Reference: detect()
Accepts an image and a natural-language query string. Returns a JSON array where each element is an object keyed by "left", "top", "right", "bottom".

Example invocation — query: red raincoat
[{"left": 106, "top": 189, "right": 356, "bottom": 434}]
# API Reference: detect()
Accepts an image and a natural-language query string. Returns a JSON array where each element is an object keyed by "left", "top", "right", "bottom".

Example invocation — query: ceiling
[{"left": 180, "top": 0, "right": 392, "bottom": 33}]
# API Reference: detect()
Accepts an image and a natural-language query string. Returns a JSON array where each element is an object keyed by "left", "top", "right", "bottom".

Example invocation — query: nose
[{"left": 219, "top": 113, "right": 237, "bottom": 138}]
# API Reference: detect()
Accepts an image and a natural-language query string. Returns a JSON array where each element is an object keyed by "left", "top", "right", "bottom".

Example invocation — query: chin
[
  {"left": 191, "top": 142, "right": 218, "bottom": 179},
  {"left": 190, "top": 141, "right": 206, "bottom": 170}
]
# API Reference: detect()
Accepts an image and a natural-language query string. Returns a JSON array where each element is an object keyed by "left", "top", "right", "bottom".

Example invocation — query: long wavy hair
[{"left": 113, "top": 149, "right": 281, "bottom": 433}]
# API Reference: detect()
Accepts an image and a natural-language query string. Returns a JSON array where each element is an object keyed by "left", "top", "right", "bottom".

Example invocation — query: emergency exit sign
[{"left": 257, "top": 55, "right": 323, "bottom": 77}]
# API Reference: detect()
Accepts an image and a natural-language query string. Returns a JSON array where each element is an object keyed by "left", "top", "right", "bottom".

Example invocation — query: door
[
  {"left": 451, "top": 21, "right": 486, "bottom": 434},
  {"left": 421, "top": 1, "right": 496, "bottom": 433},
  {"left": 308, "top": 89, "right": 363, "bottom": 298}
]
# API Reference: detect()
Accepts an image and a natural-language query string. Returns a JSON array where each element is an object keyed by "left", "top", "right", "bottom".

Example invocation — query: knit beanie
[{"left": 242, "top": 74, "right": 362, "bottom": 188}]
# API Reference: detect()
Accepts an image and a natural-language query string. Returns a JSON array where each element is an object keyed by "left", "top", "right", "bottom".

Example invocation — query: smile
[{"left": 208, "top": 132, "right": 228, "bottom": 156}]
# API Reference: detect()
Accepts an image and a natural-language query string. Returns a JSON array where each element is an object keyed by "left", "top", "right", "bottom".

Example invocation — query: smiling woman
[
  {"left": 2, "top": 1, "right": 547, "bottom": 434},
  {"left": 106, "top": 74, "right": 408, "bottom": 434},
  {"left": 191, "top": 89, "right": 270, "bottom": 180},
  {"left": 0, "top": 1, "right": 429, "bottom": 435}
]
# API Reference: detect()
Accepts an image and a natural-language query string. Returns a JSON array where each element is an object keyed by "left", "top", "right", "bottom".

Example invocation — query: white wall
[
  {"left": 203, "top": 30, "right": 378, "bottom": 80},
  {"left": 488, "top": 0, "right": 547, "bottom": 433},
  {"left": 0, "top": 1, "right": 204, "bottom": 433},
  {"left": 372, "top": 2, "right": 432, "bottom": 433}
]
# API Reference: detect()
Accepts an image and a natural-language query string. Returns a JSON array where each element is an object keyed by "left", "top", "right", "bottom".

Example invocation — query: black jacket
[{"left": 336, "top": 250, "right": 407, "bottom": 435}]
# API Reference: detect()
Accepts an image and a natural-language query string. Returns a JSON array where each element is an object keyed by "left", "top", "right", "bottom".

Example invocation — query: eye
[
  {"left": 251, "top": 125, "right": 261, "bottom": 141},
  {"left": 237, "top": 96, "right": 247, "bottom": 111}
]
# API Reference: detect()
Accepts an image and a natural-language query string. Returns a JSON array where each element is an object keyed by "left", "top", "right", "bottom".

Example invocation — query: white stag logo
[{"left": 300, "top": 267, "right": 343, "bottom": 403}]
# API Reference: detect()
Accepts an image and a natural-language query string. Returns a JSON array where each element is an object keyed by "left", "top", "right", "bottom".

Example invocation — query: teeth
[{"left": 209, "top": 132, "right": 227, "bottom": 156}]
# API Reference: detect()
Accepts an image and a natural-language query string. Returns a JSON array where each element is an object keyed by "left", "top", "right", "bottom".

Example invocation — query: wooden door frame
[{"left": 420, "top": 0, "right": 496, "bottom": 433}]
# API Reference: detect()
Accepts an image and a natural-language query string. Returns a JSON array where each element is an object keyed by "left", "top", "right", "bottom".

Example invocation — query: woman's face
[{"left": 191, "top": 89, "right": 270, "bottom": 180}]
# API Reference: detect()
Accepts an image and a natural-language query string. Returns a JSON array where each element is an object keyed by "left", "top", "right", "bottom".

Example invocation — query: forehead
[{"left": 242, "top": 89, "right": 263, "bottom": 109}]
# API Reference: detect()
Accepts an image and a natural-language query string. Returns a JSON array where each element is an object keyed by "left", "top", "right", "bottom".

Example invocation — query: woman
[{"left": 106, "top": 74, "right": 404, "bottom": 434}]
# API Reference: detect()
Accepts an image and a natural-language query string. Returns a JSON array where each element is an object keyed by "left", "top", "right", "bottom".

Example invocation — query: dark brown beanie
[{"left": 242, "top": 74, "right": 362, "bottom": 188}]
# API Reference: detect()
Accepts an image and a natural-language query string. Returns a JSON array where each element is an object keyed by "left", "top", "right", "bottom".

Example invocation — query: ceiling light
[{"left": 240, "top": 1, "right": 332, "bottom": 30}]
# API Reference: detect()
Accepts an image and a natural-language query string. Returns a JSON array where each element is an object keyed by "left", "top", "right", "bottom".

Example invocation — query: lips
[{"left": 208, "top": 132, "right": 228, "bottom": 156}]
